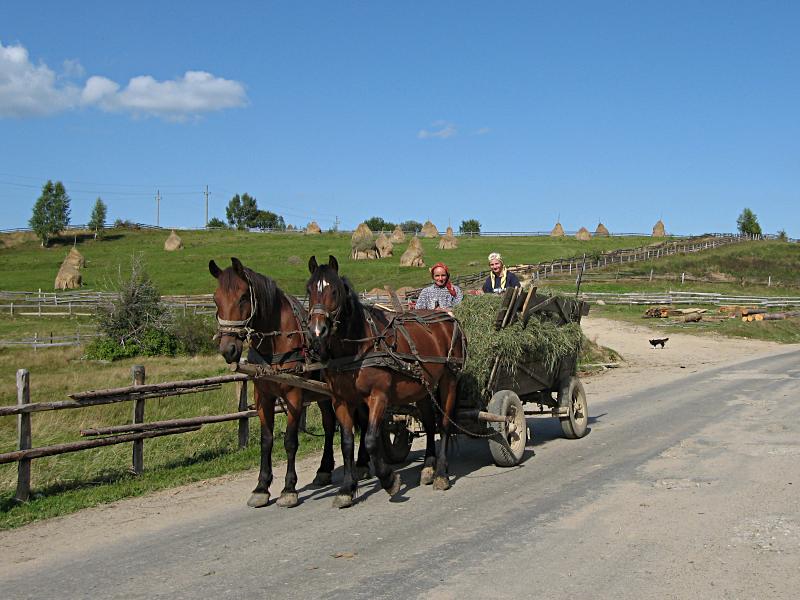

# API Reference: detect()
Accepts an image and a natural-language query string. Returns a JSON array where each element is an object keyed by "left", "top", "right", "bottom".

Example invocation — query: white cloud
[
  {"left": 0, "top": 41, "right": 248, "bottom": 120},
  {"left": 418, "top": 120, "right": 458, "bottom": 139},
  {"left": 0, "top": 41, "right": 79, "bottom": 117}
]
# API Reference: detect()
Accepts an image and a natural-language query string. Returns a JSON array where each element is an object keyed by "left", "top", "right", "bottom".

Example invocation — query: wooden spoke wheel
[
  {"left": 558, "top": 376, "right": 589, "bottom": 439},
  {"left": 487, "top": 390, "right": 527, "bottom": 467}
]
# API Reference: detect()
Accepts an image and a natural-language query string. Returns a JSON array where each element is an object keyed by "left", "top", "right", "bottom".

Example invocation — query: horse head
[
  {"left": 209, "top": 257, "right": 258, "bottom": 364},
  {"left": 306, "top": 254, "right": 345, "bottom": 361}
]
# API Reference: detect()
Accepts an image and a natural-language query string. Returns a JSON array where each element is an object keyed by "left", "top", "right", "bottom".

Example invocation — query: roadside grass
[
  {"left": 0, "top": 229, "right": 656, "bottom": 296},
  {"left": 0, "top": 345, "right": 329, "bottom": 529},
  {"left": 591, "top": 304, "right": 800, "bottom": 344}
]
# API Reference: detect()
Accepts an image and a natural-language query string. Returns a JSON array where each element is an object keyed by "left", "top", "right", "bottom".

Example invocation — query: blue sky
[{"left": 1, "top": 1, "right": 798, "bottom": 235}]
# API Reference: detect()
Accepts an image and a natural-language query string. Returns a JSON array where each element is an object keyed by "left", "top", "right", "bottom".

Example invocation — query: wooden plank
[{"left": 0, "top": 426, "right": 201, "bottom": 465}]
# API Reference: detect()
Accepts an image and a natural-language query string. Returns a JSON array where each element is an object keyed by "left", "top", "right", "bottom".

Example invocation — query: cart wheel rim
[{"left": 570, "top": 387, "right": 588, "bottom": 428}]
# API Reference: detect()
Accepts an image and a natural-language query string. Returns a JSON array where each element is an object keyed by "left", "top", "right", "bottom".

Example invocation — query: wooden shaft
[
  {"left": 0, "top": 426, "right": 201, "bottom": 465},
  {"left": 16, "top": 369, "right": 31, "bottom": 502},
  {"left": 81, "top": 410, "right": 258, "bottom": 436},
  {"left": 131, "top": 366, "right": 145, "bottom": 475},
  {"left": 231, "top": 363, "right": 332, "bottom": 396}
]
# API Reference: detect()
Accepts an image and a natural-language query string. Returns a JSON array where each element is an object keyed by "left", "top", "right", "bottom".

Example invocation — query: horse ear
[
  {"left": 328, "top": 255, "right": 339, "bottom": 272},
  {"left": 308, "top": 255, "right": 318, "bottom": 274},
  {"left": 209, "top": 260, "right": 222, "bottom": 279},
  {"left": 231, "top": 257, "right": 244, "bottom": 275}
]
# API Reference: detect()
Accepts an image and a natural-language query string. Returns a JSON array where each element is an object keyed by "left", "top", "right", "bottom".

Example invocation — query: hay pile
[
  {"left": 390, "top": 225, "right": 406, "bottom": 243},
  {"left": 351, "top": 223, "right": 378, "bottom": 259},
  {"left": 453, "top": 294, "right": 583, "bottom": 404},
  {"left": 421, "top": 220, "right": 439, "bottom": 238},
  {"left": 66, "top": 247, "right": 85, "bottom": 268},
  {"left": 305, "top": 221, "right": 321, "bottom": 234},
  {"left": 400, "top": 237, "right": 425, "bottom": 267},
  {"left": 375, "top": 232, "right": 393, "bottom": 258},
  {"left": 550, "top": 222, "right": 565, "bottom": 237},
  {"left": 164, "top": 230, "right": 183, "bottom": 251},
  {"left": 595, "top": 222, "right": 610, "bottom": 237},
  {"left": 652, "top": 220, "right": 666, "bottom": 237},
  {"left": 575, "top": 227, "right": 592, "bottom": 241},
  {"left": 438, "top": 226, "right": 458, "bottom": 249},
  {"left": 55, "top": 248, "right": 84, "bottom": 290}
]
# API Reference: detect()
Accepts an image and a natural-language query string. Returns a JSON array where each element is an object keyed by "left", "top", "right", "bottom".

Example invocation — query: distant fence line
[{"left": 579, "top": 290, "right": 800, "bottom": 307}]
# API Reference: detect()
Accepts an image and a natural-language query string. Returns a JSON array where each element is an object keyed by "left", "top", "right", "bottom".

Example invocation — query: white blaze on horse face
[
  {"left": 317, "top": 278, "right": 329, "bottom": 294},
  {"left": 312, "top": 277, "right": 330, "bottom": 337}
]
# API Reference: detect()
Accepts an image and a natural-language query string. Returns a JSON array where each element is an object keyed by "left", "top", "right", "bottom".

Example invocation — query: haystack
[
  {"left": 550, "top": 222, "right": 565, "bottom": 237},
  {"left": 350, "top": 222, "right": 378, "bottom": 260},
  {"left": 65, "top": 247, "right": 85, "bottom": 268},
  {"left": 421, "top": 220, "right": 439, "bottom": 238},
  {"left": 438, "top": 226, "right": 458, "bottom": 249},
  {"left": 375, "top": 232, "right": 393, "bottom": 258},
  {"left": 400, "top": 237, "right": 425, "bottom": 267},
  {"left": 652, "top": 220, "right": 666, "bottom": 237},
  {"left": 55, "top": 264, "right": 81, "bottom": 290},
  {"left": 390, "top": 225, "right": 406, "bottom": 243},
  {"left": 575, "top": 227, "right": 592, "bottom": 241},
  {"left": 305, "top": 221, "right": 321, "bottom": 235},
  {"left": 594, "top": 222, "right": 610, "bottom": 237},
  {"left": 164, "top": 230, "right": 183, "bottom": 251}
]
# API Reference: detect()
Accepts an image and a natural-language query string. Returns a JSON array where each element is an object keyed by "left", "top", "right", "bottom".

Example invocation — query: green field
[{"left": 0, "top": 228, "right": 656, "bottom": 295}]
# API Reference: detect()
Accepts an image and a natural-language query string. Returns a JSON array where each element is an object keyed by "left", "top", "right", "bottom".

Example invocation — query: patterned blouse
[{"left": 415, "top": 283, "right": 464, "bottom": 310}]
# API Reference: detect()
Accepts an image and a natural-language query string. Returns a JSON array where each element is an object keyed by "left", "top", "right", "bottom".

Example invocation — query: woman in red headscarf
[{"left": 414, "top": 262, "right": 464, "bottom": 310}]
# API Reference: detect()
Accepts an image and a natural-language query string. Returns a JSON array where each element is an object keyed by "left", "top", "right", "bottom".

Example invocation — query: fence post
[
  {"left": 236, "top": 380, "right": 249, "bottom": 449},
  {"left": 16, "top": 369, "right": 32, "bottom": 502},
  {"left": 131, "top": 365, "right": 145, "bottom": 474},
  {"left": 768, "top": 276, "right": 772, "bottom": 287}
]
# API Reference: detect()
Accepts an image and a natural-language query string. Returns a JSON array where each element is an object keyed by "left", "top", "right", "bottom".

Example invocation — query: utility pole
[
  {"left": 334, "top": 215, "right": 340, "bottom": 232},
  {"left": 156, "top": 190, "right": 161, "bottom": 227},
  {"left": 204, "top": 185, "right": 209, "bottom": 227}
]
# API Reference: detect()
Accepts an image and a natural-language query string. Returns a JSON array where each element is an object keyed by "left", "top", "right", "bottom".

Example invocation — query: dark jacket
[{"left": 482, "top": 270, "right": 521, "bottom": 294}]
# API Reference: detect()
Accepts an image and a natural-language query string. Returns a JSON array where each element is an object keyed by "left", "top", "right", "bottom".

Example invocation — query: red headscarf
[{"left": 430, "top": 262, "right": 457, "bottom": 297}]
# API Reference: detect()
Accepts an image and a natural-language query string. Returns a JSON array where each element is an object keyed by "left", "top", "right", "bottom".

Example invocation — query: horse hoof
[
  {"left": 311, "top": 472, "right": 332, "bottom": 487},
  {"left": 384, "top": 472, "right": 402, "bottom": 496},
  {"left": 277, "top": 492, "right": 299, "bottom": 508},
  {"left": 420, "top": 466, "right": 435, "bottom": 486},
  {"left": 333, "top": 494, "right": 353, "bottom": 509},
  {"left": 356, "top": 466, "right": 372, "bottom": 481},
  {"left": 247, "top": 492, "right": 270, "bottom": 508},
  {"left": 432, "top": 476, "right": 450, "bottom": 491}
]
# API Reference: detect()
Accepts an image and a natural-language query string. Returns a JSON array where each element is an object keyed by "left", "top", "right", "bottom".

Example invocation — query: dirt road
[{"left": 1, "top": 318, "right": 799, "bottom": 598}]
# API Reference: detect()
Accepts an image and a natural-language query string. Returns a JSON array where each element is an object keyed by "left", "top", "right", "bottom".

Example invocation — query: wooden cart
[{"left": 380, "top": 286, "right": 591, "bottom": 467}]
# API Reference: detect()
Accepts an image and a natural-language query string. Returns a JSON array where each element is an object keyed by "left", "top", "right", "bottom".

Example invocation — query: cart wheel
[
  {"left": 558, "top": 376, "right": 589, "bottom": 439},
  {"left": 487, "top": 390, "right": 527, "bottom": 467},
  {"left": 380, "top": 423, "right": 412, "bottom": 464}
]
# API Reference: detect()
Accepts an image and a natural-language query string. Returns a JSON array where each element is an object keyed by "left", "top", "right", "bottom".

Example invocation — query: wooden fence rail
[{"left": 2, "top": 366, "right": 282, "bottom": 502}]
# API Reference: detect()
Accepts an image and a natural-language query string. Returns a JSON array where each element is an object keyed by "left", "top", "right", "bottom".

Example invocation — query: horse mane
[{"left": 220, "top": 265, "right": 280, "bottom": 323}]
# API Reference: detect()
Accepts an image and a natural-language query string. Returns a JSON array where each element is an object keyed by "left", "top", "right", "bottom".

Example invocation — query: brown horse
[
  {"left": 210, "top": 257, "right": 369, "bottom": 508},
  {"left": 306, "top": 255, "right": 466, "bottom": 508}
]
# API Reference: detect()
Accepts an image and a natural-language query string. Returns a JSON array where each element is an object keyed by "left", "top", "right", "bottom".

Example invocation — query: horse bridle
[
  {"left": 309, "top": 302, "right": 342, "bottom": 336},
  {"left": 215, "top": 270, "right": 259, "bottom": 342}
]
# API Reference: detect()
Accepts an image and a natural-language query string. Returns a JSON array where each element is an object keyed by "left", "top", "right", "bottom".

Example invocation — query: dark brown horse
[
  {"left": 210, "top": 257, "right": 369, "bottom": 508},
  {"left": 306, "top": 255, "right": 466, "bottom": 508}
]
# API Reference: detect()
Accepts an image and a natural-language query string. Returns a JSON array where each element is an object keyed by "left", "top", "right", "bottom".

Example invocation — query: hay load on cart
[{"left": 380, "top": 286, "right": 590, "bottom": 467}]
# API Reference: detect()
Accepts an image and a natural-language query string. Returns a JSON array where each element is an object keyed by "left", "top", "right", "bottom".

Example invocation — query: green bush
[
  {"left": 139, "top": 329, "right": 179, "bottom": 357},
  {"left": 172, "top": 312, "right": 217, "bottom": 355},
  {"left": 84, "top": 337, "right": 139, "bottom": 361}
]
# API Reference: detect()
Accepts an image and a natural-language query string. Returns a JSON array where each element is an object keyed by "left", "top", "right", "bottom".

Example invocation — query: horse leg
[
  {"left": 248, "top": 384, "right": 275, "bottom": 507},
  {"left": 354, "top": 403, "right": 372, "bottom": 480},
  {"left": 312, "top": 398, "right": 336, "bottom": 487},
  {"left": 416, "top": 398, "right": 438, "bottom": 486},
  {"left": 433, "top": 372, "right": 458, "bottom": 491},
  {"left": 277, "top": 388, "right": 303, "bottom": 508},
  {"left": 332, "top": 401, "right": 358, "bottom": 509},
  {"left": 364, "top": 393, "right": 401, "bottom": 497}
]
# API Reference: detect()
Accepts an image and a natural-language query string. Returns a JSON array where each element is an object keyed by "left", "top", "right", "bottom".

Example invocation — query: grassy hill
[{"left": 0, "top": 228, "right": 655, "bottom": 295}]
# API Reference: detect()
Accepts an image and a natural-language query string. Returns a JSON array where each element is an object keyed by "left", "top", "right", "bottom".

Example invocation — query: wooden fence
[
  {"left": 2, "top": 366, "right": 269, "bottom": 502},
  {"left": 579, "top": 290, "right": 800, "bottom": 307}
]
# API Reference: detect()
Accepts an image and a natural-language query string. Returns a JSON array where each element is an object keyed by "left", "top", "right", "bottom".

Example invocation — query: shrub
[
  {"left": 363, "top": 216, "right": 396, "bottom": 232},
  {"left": 207, "top": 217, "right": 227, "bottom": 229},
  {"left": 459, "top": 219, "right": 481, "bottom": 234},
  {"left": 84, "top": 337, "right": 139, "bottom": 361},
  {"left": 399, "top": 220, "right": 423, "bottom": 233},
  {"left": 737, "top": 208, "right": 762, "bottom": 236},
  {"left": 139, "top": 328, "right": 179, "bottom": 357},
  {"left": 172, "top": 312, "right": 217, "bottom": 355}
]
